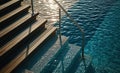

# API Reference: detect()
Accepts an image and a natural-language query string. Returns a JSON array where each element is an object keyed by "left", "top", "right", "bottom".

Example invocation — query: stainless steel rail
[
  {"left": 30, "top": 0, "right": 85, "bottom": 59},
  {"left": 53, "top": 0, "right": 85, "bottom": 59},
  {"left": 31, "top": 0, "right": 34, "bottom": 16}
]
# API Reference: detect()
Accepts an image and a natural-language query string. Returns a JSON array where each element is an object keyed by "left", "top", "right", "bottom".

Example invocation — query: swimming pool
[
  {"left": 14, "top": 0, "right": 120, "bottom": 73},
  {"left": 59, "top": 0, "right": 120, "bottom": 73}
]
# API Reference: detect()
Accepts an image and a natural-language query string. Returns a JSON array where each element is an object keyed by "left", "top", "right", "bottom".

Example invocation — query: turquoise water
[
  {"left": 13, "top": 0, "right": 120, "bottom": 73},
  {"left": 85, "top": 1, "right": 120, "bottom": 73},
  {"left": 57, "top": 0, "right": 120, "bottom": 73}
]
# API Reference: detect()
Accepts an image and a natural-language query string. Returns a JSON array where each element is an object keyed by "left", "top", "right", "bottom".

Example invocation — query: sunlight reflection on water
[{"left": 23, "top": 0, "right": 78, "bottom": 24}]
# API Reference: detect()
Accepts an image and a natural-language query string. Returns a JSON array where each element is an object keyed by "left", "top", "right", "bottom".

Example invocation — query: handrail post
[
  {"left": 59, "top": 9, "right": 65, "bottom": 73},
  {"left": 31, "top": 0, "right": 34, "bottom": 16},
  {"left": 59, "top": 8, "right": 62, "bottom": 48},
  {"left": 81, "top": 31, "right": 85, "bottom": 59},
  {"left": 53, "top": 0, "right": 85, "bottom": 59}
]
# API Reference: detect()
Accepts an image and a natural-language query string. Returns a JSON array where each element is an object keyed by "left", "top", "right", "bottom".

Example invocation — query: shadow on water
[
  {"left": 56, "top": 0, "right": 118, "bottom": 46},
  {"left": 12, "top": 35, "right": 58, "bottom": 73}
]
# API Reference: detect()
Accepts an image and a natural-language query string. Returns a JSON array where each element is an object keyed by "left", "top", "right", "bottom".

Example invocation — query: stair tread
[
  {"left": 75, "top": 55, "right": 92, "bottom": 73},
  {"left": 0, "top": 0, "right": 19, "bottom": 10},
  {"left": 13, "top": 36, "right": 68, "bottom": 73},
  {"left": 30, "top": 36, "right": 68, "bottom": 73},
  {"left": 26, "top": 26, "right": 57, "bottom": 55},
  {"left": 0, "top": 13, "right": 32, "bottom": 38},
  {"left": 0, "top": 18, "right": 47, "bottom": 56},
  {"left": 0, "top": 4, "right": 30, "bottom": 23},
  {"left": 0, "top": 26, "right": 57, "bottom": 73},
  {"left": 53, "top": 44, "right": 81, "bottom": 73}
]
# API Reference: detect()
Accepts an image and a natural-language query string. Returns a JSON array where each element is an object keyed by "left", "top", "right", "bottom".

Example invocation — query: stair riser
[
  {"left": 0, "top": 1, "right": 21, "bottom": 17},
  {"left": 65, "top": 50, "right": 81, "bottom": 73},
  {"left": 0, "top": 0, "right": 10, "bottom": 5},
  {"left": 0, "top": 22, "right": 46, "bottom": 70},
  {"left": 0, "top": 13, "right": 39, "bottom": 47},
  {"left": 11, "top": 27, "right": 56, "bottom": 73},
  {"left": 0, "top": 6, "right": 30, "bottom": 28}
]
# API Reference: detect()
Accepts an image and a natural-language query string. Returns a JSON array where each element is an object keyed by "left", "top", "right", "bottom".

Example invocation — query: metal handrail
[
  {"left": 30, "top": 0, "right": 85, "bottom": 59},
  {"left": 53, "top": 0, "right": 85, "bottom": 59},
  {"left": 31, "top": 0, "right": 34, "bottom": 16}
]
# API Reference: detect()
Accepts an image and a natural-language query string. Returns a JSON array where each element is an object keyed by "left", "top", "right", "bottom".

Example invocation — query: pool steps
[
  {"left": 0, "top": 0, "right": 91, "bottom": 73},
  {"left": 13, "top": 36, "right": 68, "bottom": 73},
  {"left": 0, "top": 13, "right": 38, "bottom": 38},
  {"left": 0, "top": 0, "right": 21, "bottom": 17},
  {"left": 0, "top": 0, "right": 13, "bottom": 5},
  {"left": 0, "top": 5, "right": 30, "bottom": 26},
  {"left": 51, "top": 44, "right": 81, "bottom": 73},
  {"left": 0, "top": 0, "right": 57, "bottom": 73}
]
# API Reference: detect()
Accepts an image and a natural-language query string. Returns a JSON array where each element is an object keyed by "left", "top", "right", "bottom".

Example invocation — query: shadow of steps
[
  {"left": 12, "top": 36, "right": 68, "bottom": 73},
  {"left": 0, "top": 25, "right": 57, "bottom": 73},
  {"left": 0, "top": 0, "right": 21, "bottom": 17},
  {"left": 0, "top": 0, "right": 11, "bottom": 5},
  {"left": 0, "top": 13, "right": 36, "bottom": 38},
  {"left": 0, "top": 0, "right": 58, "bottom": 73},
  {"left": 0, "top": 14, "right": 44, "bottom": 56},
  {"left": 0, "top": 4, "right": 30, "bottom": 27}
]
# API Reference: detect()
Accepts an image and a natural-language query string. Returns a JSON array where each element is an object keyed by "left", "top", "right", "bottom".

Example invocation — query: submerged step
[
  {"left": 0, "top": 26, "right": 57, "bottom": 73},
  {"left": 24, "top": 69, "right": 34, "bottom": 73},
  {"left": 52, "top": 44, "right": 81, "bottom": 73},
  {"left": 12, "top": 36, "right": 68, "bottom": 73},
  {"left": 75, "top": 55, "right": 92, "bottom": 73},
  {"left": 0, "top": 18, "right": 47, "bottom": 56}
]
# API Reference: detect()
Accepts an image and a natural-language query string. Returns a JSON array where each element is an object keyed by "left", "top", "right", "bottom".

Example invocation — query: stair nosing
[
  {"left": 0, "top": 26, "right": 57, "bottom": 73},
  {"left": 0, "top": 18, "right": 47, "bottom": 56},
  {"left": 0, "top": 0, "right": 19, "bottom": 10},
  {"left": 0, "top": 13, "right": 32, "bottom": 38},
  {"left": 29, "top": 26, "right": 57, "bottom": 52},
  {"left": 0, "top": 5, "right": 30, "bottom": 23}
]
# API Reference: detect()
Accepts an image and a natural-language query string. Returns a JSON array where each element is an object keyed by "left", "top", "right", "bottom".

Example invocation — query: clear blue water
[
  {"left": 55, "top": 0, "right": 120, "bottom": 73},
  {"left": 13, "top": 0, "right": 120, "bottom": 73}
]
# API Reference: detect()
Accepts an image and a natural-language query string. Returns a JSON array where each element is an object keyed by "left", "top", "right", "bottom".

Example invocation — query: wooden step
[
  {"left": 0, "top": 13, "right": 39, "bottom": 47},
  {"left": 0, "top": 26, "right": 57, "bottom": 73},
  {"left": 0, "top": 5, "right": 30, "bottom": 26},
  {"left": 0, "top": 0, "right": 21, "bottom": 17},
  {"left": 0, "top": 0, "right": 10, "bottom": 5},
  {"left": 0, "top": 0, "right": 19, "bottom": 10},
  {"left": 0, "top": 18, "right": 47, "bottom": 56},
  {"left": 0, "top": 13, "right": 37, "bottom": 38},
  {"left": 17, "top": 36, "right": 68, "bottom": 73}
]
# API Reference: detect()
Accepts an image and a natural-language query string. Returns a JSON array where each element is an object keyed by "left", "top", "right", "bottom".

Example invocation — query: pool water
[
  {"left": 19, "top": 0, "right": 120, "bottom": 73},
  {"left": 84, "top": 1, "right": 120, "bottom": 73},
  {"left": 57, "top": 0, "right": 120, "bottom": 73}
]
